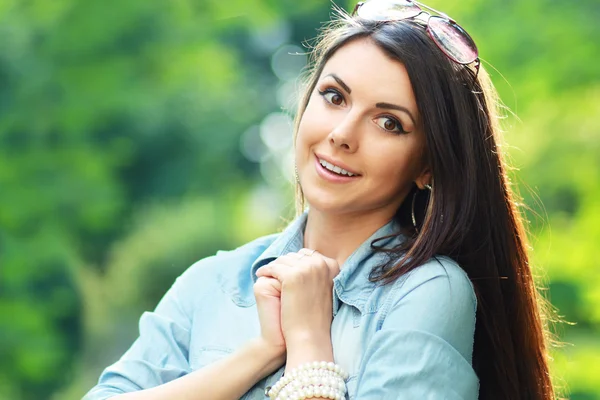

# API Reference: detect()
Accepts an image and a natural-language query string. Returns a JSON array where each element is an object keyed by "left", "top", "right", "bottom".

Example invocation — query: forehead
[{"left": 320, "top": 38, "right": 418, "bottom": 115}]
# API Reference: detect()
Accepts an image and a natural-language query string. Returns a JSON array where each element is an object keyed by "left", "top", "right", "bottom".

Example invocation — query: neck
[{"left": 303, "top": 208, "right": 395, "bottom": 267}]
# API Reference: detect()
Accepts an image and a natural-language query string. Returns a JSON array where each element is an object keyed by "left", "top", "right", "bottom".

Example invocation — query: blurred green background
[{"left": 0, "top": 0, "right": 598, "bottom": 399}]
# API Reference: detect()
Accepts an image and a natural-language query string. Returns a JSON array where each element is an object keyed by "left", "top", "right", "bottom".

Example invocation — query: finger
[
  {"left": 275, "top": 253, "right": 311, "bottom": 269},
  {"left": 302, "top": 249, "right": 340, "bottom": 277},
  {"left": 323, "top": 257, "right": 341, "bottom": 278},
  {"left": 257, "top": 255, "right": 298, "bottom": 278},
  {"left": 256, "top": 264, "right": 275, "bottom": 277},
  {"left": 271, "top": 253, "right": 300, "bottom": 264},
  {"left": 299, "top": 248, "right": 328, "bottom": 261},
  {"left": 292, "top": 249, "right": 332, "bottom": 274},
  {"left": 284, "top": 252, "right": 306, "bottom": 261},
  {"left": 298, "top": 248, "right": 317, "bottom": 257},
  {"left": 260, "top": 276, "right": 282, "bottom": 293},
  {"left": 298, "top": 248, "right": 330, "bottom": 268},
  {"left": 256, "top": 262, "right": 295, "bottom": 282},
  {"left": 255, "top": 275, "right": 281, "bottom": 286}
]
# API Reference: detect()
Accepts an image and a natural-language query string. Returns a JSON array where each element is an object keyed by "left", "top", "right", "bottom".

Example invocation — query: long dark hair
[{"left": 293, "top": 12, "right": 557, "bottom": 400}]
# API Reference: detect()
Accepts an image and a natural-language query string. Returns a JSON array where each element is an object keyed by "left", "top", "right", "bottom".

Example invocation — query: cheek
[
  {"left": 297, "top": 101, "right": 328, "bottom": 145},
  {"left": 366, "top": 142, "right": 423, "bottom": 185}
]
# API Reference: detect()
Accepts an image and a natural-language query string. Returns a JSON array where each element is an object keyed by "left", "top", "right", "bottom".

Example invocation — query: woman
[{"left": 85, "top": 0, "right": 556, "bottom": 399}]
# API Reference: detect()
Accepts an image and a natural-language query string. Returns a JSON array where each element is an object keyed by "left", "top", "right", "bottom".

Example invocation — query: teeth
[{"left": 319, "top": 159, "right": 356, "bottom": 177}]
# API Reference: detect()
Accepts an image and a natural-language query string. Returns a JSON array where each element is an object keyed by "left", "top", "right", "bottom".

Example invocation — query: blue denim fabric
[{"left": 84, "top": 212, "right": 479, "bottom": 399}]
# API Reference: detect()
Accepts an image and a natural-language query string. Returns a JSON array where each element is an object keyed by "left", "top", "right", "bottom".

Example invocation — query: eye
[
  {"left": 318, "top": 89, "right": 345, "bottom": 106},
  {"left": 375, "top": 116, "right": 407, "bottom": 134}
]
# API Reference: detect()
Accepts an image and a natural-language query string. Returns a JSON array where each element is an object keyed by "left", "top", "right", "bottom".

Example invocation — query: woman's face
[{"left": 296, "top": 38, "right": 430, "bottom": 217}]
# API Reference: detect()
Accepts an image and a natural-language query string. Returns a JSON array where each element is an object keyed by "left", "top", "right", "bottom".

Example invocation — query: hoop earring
[{"left": 411, "top": 184, "right": 432, "bottom": 231}]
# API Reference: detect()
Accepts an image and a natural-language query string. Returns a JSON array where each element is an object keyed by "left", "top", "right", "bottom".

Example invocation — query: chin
[
  {"left": 304, "top": 187, "right": 403, "bottom": 219},
  {"left": 304, "top": 193, "right": 363, "bottom": 216},
  {"left": 304, "top": 194, "right": 347, "bottom": 214}
]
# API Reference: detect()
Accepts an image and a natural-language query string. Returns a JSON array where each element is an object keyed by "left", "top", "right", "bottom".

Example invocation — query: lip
[
  {"left": 314, "top": 153, "right": 360, "bottom": 176},
  {"left": 314, "top": 154, "right": 361, "bottom": 183}
]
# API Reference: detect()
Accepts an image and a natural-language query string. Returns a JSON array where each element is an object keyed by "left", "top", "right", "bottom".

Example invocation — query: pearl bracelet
[
  {"left": 267, "top": 361, "right": 349, "bottom": 400},
  {"left": 276, "top": 377, "right": 346, "bottom": 400}
]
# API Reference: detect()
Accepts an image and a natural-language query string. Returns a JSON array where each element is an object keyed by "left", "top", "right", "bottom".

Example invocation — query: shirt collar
[
  {"left": 249, "top": 212, "right": 308, "bottom": 281},
  {"left": 250, "top": 211, "right": 406, "bottom": 314},
  {"left": 332, "top": 218, "right": 405, "bottom": 314}
]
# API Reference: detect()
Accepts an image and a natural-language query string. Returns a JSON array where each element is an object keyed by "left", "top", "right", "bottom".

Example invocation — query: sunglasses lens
[
  {"left": 358, "top": 0, "right": 421, "bottom": 21},
  {"left": 428, "top": 16, "right": 478, "bottom": 64}
]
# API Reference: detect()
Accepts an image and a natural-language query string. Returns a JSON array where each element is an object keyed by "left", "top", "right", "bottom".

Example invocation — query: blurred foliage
[{"left": 0, "top": 0, "right": 598, "bottom": 399}]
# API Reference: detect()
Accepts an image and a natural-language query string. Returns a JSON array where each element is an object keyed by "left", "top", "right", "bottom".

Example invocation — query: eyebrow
[
  {"left": 323, "top": 73, "right": 417, "bottom": 125},
  {"left": 324, "top": 73, "right": 352, "bottom": 94}
]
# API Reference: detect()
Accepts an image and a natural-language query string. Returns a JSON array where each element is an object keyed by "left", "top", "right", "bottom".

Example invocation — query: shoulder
[
  {"left": 181, "top": 233, "right": 278, "bottom": 278},
  {"left": 389, "top": 255, "right": 477, "bottom": 312},
  {"left": 354, "top": 258, "right": 480, "bottom": 398},
  {"left": 378, "top": 255, "right": 477, "bottom": 361},
  {"left": 214, "top": 233, "right": 279, "bottom": 268},
  {"left": 167, "top": 233, "right": 280, "bottom": 305}
]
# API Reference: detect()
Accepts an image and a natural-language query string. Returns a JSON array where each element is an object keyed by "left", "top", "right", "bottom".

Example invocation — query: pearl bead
[{"left": 270, "top": 360, "right": 348, "bottom": 400}]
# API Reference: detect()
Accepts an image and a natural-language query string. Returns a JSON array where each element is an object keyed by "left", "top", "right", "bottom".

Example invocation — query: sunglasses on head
[{"left": 352, "top": 0, "right": 480, "bottom": 77}]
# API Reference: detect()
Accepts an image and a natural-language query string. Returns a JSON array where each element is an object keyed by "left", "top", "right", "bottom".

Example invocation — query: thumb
[{"left": 264, "top": 276, "right": 282, "bottom": 295}]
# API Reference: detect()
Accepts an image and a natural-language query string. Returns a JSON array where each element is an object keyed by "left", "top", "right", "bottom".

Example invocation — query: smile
[{"left": 318, "top": 158, "right": 357, "bottom": 177}]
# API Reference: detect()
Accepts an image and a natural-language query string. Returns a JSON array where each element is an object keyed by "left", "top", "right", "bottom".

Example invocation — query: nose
[{"left": 327, "top": 113, "right": 360, "bottom": 152}]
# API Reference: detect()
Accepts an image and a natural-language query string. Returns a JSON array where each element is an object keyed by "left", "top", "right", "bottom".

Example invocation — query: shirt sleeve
[
  {"left": 83, "top": 272, "right": 193, "bottom": 399},
  {"left": 354, "top": 260, "right": 479, "bottom": 399}
]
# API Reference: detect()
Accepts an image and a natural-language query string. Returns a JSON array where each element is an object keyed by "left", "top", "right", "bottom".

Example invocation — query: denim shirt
[{"left": 85, "top": 212, "right": 479, "bottom": 399}]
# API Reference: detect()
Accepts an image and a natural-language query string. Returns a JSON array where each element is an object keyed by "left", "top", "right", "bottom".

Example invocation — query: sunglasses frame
[{"left": 352, "top": 0, "right": 480, "bottom": 77}]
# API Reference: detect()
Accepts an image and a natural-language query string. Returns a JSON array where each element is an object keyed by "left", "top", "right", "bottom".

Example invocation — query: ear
[{"left": 414, "top": 167, "right": 432, "bottom": 190}]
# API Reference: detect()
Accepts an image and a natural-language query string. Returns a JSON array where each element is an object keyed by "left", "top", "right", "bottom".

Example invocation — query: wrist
[
  {"left": 285, "top": 329, "right": 331, "bottom": 348},
  {"left": 247, "top": 338, "right": 286, "bottom": 377},
  {"left": 249, "top": 337, "right": 286, "bottom": 360},
  {"left": 284, "top": 335, "right": 333, "bottom": 373}
]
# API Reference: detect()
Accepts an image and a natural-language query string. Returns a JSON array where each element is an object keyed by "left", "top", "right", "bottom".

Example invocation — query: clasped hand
[{"left": 253, "top": 249, "right": 341, "bottom": 354}]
